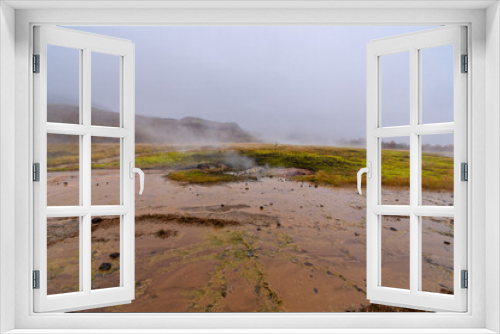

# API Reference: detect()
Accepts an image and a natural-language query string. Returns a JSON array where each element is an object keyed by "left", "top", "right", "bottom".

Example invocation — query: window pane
[
  {"left": 421, "top": 216, "right": 454, "bottom": 294},
  {"left": 47, "top": 45, "right": 80, "bottom": 124},
  {"left": 421, "top": 45, "right": 454, "bottom": 124},
  {"left": 91, "top": 215, "right": 121, "bottom": 290},
  {"left": 381, "top": 137, "right": 410, "bottom": 205},
  {"left": 47, "top": 217, "right": 80, "bottom": 295},
  {"left": 421, "top": 133, "right": 454, "bottom": 206},
  {"left": 91, "top": 137, "right": 121, "bottom": 205},
  {"left": 92, "top": 52, "right": 121, "bottom": 127},
  {"left": 381, "top": 215, "right": 410, "bottom": 290},
  {"left": 381, "top": 52, "right": 410, "bottom": 127},
  {"left": 47, "top": 134, "right": 80, "bottom": 206}
]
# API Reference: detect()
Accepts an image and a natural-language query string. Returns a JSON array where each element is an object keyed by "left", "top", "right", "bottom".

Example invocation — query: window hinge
[
  {"left": 33, "top": 270, "right": 40, "bottom": 289},
  {"left": 33, "top": 54, "right": 40, "bottom": 73},
  {"left": 461, "top": 270, "right": 468, "bottom": 289},
  {"left": 461, "top": 162, "right": 468, "bottom": 182},
  {"left": 461, "top": 54, "right": 468, "bottom": 73},
  {"left": 33, "top": 163, "right": 40, "bottom": 182}
]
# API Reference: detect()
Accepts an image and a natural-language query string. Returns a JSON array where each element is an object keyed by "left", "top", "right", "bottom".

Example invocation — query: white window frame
[
  {"left": 1, "top": 2, "right": 499, "bottom": 333},
  {"left": 33, "top": 26, "right": 136, "bottom": 313},
  {"left": 366, "top": 26, "right": 468, "bottom": 312}
]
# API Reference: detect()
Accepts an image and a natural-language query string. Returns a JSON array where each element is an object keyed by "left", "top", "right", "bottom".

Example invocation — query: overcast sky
[{"left": 49, "top": 26, "right": 454, "bottom": 145}]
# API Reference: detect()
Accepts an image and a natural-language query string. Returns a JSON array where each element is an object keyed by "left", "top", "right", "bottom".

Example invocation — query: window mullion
[
  {"left": 81, "top": 48, "right": 92, "bottom": 294},
  {"left": 409, "top": 47, "right": 420, "bottom": 294}
]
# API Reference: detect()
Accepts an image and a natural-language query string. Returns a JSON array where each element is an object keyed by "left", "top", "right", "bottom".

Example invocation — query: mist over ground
[{"left": 50, "top": 26, "right": 453, "bottom": 146}]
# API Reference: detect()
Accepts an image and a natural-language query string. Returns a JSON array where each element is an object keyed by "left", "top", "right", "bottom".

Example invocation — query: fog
[{"left": 49, "top": 26, "right": 453, "bottom": 145}]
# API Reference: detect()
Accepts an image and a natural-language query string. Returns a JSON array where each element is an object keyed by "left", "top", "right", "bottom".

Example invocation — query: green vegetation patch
[
  {"left": 47, "top": 143, "right": 454, "bottom": 190},
  {"left": 167, "top": 169, "right": 255, "bottom": 184}
]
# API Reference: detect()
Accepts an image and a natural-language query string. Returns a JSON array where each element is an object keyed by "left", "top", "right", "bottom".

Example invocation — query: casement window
[
  {"left": 3, "top": 2, "right": 499, "bottom": 333},
  {"left": 31, "top": 24, "right": 468, "bottom": 314},
  {"left": 33, "top": 26, "right": 141, "bottom": 312},
  {"left": 364, "top": 26, "right": 467, "bottom": 312}
]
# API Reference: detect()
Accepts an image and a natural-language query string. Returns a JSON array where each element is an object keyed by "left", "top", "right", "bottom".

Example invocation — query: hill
[{"left": 47, "top": 104, "right": 259, "bottom": 144}]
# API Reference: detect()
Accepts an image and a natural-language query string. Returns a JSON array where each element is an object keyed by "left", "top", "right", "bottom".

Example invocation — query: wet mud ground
[{"left": 46, "top": 170, "right": 454, "bottom": 312}]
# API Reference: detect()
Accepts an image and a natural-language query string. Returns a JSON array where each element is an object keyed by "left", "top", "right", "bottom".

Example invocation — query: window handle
[
  {"left": 129, "top": 162, "right": 145, "bottom": 195},
  {"left": 357, "top": 162, "right": 371, "bottom": 195}
]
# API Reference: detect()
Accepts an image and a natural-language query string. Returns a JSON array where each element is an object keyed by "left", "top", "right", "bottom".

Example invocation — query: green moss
[
  {"left": 47, "top": 143, "right": 454, "bottom": 190},
  {"left": 167, "top": 169, "right": 254, "bottom": 184}
]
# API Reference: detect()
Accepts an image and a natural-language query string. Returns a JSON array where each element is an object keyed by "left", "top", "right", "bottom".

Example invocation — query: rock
[
  {"left": 354, "top": 232, "right": 360, "bottom": 237},
  {"left": 326, "top": 270, "right": 333, "bottom": 276},
  {"left": 390, "top": 227, "right": 398, "bottom": 231},
  {"left": 91, "top": 217, "right": 103, "bottom": 224},
  {"left": 304, "top": 262, "right": 313, "bottom": 267},
  {"left": 260, "top": 206, "right": 264, "bottom": 211},
  {"left": 99, "top": 262, "right": 112, "bottom": 271},
  {"left": 444, "top": 241, "right": 451, "bottom": 245},
  {"left": 221, "top": 292, "right": 227, "bottom": 298},
  {"left": 256, "top": 227, "right": 262, "bottom": 231},
  {"left": 109, "top": 252, "right": 120, "bottom": 259},
  {"left": 291, "top": 258, "right": 298, "bottom": 264},
  {"left": 313, "top": 288, "right": 319, "bottom": 293}
]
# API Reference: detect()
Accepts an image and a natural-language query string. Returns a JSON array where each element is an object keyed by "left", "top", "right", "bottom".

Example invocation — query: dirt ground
[{"left": 46, "top": 170, "right": 454, "bottom": 312}]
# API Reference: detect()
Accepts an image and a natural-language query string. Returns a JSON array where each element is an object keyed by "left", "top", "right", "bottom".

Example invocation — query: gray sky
[{"left": 49, "top": 26, "right": 454, "bottom": 145}]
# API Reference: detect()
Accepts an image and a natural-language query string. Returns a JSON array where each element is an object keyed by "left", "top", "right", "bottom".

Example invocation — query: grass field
[{"left": 47, "top": 143, "right": 454, "bottom": 190}]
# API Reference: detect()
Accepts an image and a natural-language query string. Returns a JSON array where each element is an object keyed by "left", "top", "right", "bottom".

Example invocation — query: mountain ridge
[{"left": 47, "top": 104, "right": 259, "bottom": 144}]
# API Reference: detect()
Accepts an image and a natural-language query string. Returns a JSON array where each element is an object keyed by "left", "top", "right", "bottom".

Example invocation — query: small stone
[
  {"left": 109, "top": 252, "right": 120, "bottom": 259},
  {"left": 390, "top": 227, "right": 398, "bottom": 231},
  {"left": 314, "top": 184, "right": 318, "bottom": 188},
  {"left": 304, "top": 262, "right": 313, "bottom": 267},
  {"left": 320, "top": 205, "right": 324, "bottom": 208},
  {"left": 291, "top": 258, "right": 298, "bottom": 264},
  {"left": 313, "top": 288, "right": 319, "bottom": 293},
  {"left": 269, "top": 203, "right": 273, "bottom": 206},
  {"left": 63, "top": 181, "right": 69, "bottom": 187},
  {"left": 91, "top": 217, "right": 103, "bottom": 224},
  {"left": 444, "top": 241, "right": 451, "bottom": 245},
  {"left": 326, "top": 270, "right": 333, "bottom": 276},
  {"left": 257, "top": 227, "right": 262, "bottom": 231},
  {"left": 96, "top": 183, "right": 99, "bottom": 187},
  {"left": 221, "top": 292, "right": 227, "bottom": 298},
  {"left": 221, "top": 204, "right": 225, "bottom": 207},
  {"left": 354, "top": 232, "right": 360, "bottom": 237},
  {"left": 99, "top": 262, "right": 112, "bottom": 271},
  {"left": 260, "top": 206, "right": 264, "bottom": 211}
]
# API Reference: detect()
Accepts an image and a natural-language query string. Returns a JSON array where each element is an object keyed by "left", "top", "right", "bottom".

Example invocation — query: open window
[
  {"left": 33, "top": 26, "right": 139, "bottom": 312},
  {"left": 364, "top": 26, "right": 467, "bottom": 312}
]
